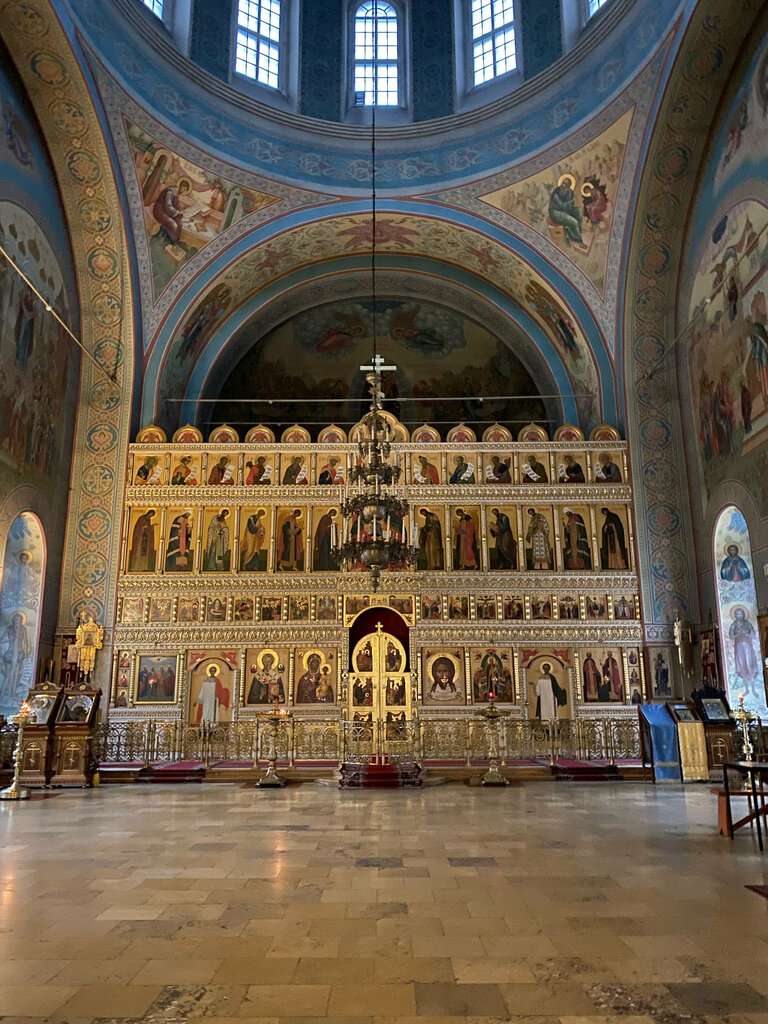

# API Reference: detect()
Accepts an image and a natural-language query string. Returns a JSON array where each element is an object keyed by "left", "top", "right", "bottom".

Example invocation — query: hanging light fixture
[{"left": 333, "top": 5, "right": 417, "bottom": 592}]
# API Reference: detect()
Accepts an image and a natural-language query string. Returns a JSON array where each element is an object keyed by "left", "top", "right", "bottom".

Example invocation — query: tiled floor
[{"left": 1, "top": 781, "right": 768, "bottom": 1023}]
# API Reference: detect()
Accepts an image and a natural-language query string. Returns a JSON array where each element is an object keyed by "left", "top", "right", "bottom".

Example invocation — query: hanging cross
[{"left": 360, "top": 353, "right": 397, "bottom": 374}]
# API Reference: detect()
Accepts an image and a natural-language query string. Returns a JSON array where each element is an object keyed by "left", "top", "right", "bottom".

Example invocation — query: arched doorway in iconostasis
[{"left": 347, "top": 607, "right": 414, "bottom": 756}]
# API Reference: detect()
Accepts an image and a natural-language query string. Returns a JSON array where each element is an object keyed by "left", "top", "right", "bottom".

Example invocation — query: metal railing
[{"left": 91, "top": 714, "right": 647, "bottom": 768}]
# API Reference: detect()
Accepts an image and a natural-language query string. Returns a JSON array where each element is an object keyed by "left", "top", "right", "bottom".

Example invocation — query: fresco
[
  {"left": 157, "top": 216, "right": 604, "bottom": 435},
  {"left": 208, "top": 300, "right": 548, "bottom": 439},
  {"left": 480, "top": 109, "right": 633, "bottom": 294},
  {"left": 685, "top": 199, "right": 768, "bottom": 513},
  {"left": 0, "top": 513, "right": 45, "bottom": 719},
  {"left": 711, "top": 41, "right": 768, "bottom": 195},
  {"left": 125, "top": 119, "right": 278, "bottom": 298},
  {"left": 0, "top": 202, "right": 77, "bottom": 491},
  {"left": 713, "top": 506, "right": 767, "bottom": 717}
]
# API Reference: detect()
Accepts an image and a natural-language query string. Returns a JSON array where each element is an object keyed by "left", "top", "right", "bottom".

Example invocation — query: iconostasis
[{"left": 112, "top": 419, "right": 644, "bottom": 723}]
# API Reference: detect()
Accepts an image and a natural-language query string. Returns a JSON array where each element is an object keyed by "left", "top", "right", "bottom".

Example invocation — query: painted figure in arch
[
  {"left": 278, "top": 509, "right": 304, "bottom": 571},
  {"left": 525, "top": 508, "right": 551, "bottom": 570},
  {"left": 454, "top": 509, "right": 479, "bottom": 569},
  {"left": 654, "top": 651, "right": 670, "bottom": 696},
  {"left": 195, "top": 663, "right": 229, "bottom": 723},
  {"left": 283, "top": 456, "right": 308, "bottom": 485},
  {"left": 152, "top": 179, "right": 190, "bottom": 248},
  {"left": 600, "top": 508, "right": 628, "bottom": 570},
  {"left": 205, "top": 509, "right": 231, "bottom": 571},
  {"left": 602, "top": 651, "right": 623, "bottom": 701},
  {"left": 296, "top": 652, "right": 324, "bottom": 703},
  {"left": 165, "top": 511, "right": 193, "bottom": 571},
  {"left": 582, "top": 652, "right": 600, "bottom": 701},
  {"left": 429, "top": 657, "right": 459, "bottom": 700},
  {"left": 241, "top": 510, "right": 267, "bottom": 571},
  {"left": 171, "top": 455, "right": 197, "bottom": 485},
  {"left": 562, "top": 508, "right": 592, "bottom": 570},
  {"left": 548, "top": 175, "right": 586, "bottom": 250},
  {"left": 534, "top": 663, "right": 568, "bottom": 720},
  {"left": 450, "top": 455, "right": 475, "bottom": 483},
  {"left": 314, "top": 509, "right": 339, "bottom": 571},
  {"left": 0, "top": 611, "right": 30, "bottom": 703},
  {"left": 245, "top": 456, "right": 272, "bottom": 485},
  {"left": 729, "top": 606, "right": 761, "bottom": 698},
  {"left": 720, "top": 543, "right": 751, "bottom": 581},
  {"left": 418, "top": 509, "right": 444, "bottom": 570},
  {"left": 490, "top": 508, "right": 517, "bottom": 569},
  {"left": 135, "top": 455, "right": 162, "bottom": 485},
  {"left": 486, "top": 455, "right": 512, "bottom": 483},
  {"left": 129, "top": 509, "right": 156, "bottom": 572}
]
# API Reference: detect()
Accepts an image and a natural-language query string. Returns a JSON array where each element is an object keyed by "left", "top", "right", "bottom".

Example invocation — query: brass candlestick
[
  {"left": 257, "top": 699, "right": 291, "bottom": 788},
  {"left": 731, "top": 693, "right": 755, "bottom": 762},
  {"left": 0, "top": 703, "right": 35, "bottom": 801},
  {"left": 476, "top": 695, "right": 510, "bottom": 786}
]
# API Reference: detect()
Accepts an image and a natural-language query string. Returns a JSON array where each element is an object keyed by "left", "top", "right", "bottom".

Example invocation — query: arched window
[
  {"left": 0, "top": 513, "right": 46, "bottom": 718},
  {"left": 470, "top": 0, "right": 516, "bottom": 86},
  {"left": 353, "top": 2, "right": 400, "bottom": 106},
  {"left": 142, "top": 0, "right": 164, "bottom": 16},
  {"left": 235, "top": 0, "right": 282, "bottom": 89},
  {"left": 713, "top": 505, "right": 767, "bottom": 718},
  {"left": 586, "top": 0, "right": 610, "bottom": 16}
]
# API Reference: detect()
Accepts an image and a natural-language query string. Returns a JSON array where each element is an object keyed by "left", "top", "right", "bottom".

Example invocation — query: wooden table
[{"left": 722, "top": 761, "right": 768, "bottom": 851}]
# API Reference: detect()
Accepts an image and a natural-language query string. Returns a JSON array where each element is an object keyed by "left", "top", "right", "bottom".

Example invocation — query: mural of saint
[
  {"left": 562, "top": 508, "right": 592, "bottom": 569},
  {"left": 152, "top": 178, "right": 190, "bottom": 248},
  {"left": 600, "top": 508, "right": 629, "bottom": 570},
  {"left": 313, "top": 509, "right": 339, "bottom": 571},
  {"left": 277, "top": 509, "right": 304, "bottom": 571},
  {"left": 548, "top": 174, "right": 587, "bottom": 251},
  {"left": 318, "top": 456, "right": 345, "bottom": 485},
  {"left": 558, "top": 455, "right": 585, "bottom": 483},
  {"left": 240, "top": 509, "right": 267, "bottom": 571},
  {"left": 602, "top": 651, "right": 623, "bottom": 701},
  {"left": 246, "top": 651, "right": 285, "bottom": 705},
  {"left": 521, "top": 454, "right": 548, "bottom": 483},
  {"left": 128, "top": 509, "right": 156, "bottom": 572},
  {"left": 245, "top": 456, "right": 273, "bottom": 484},
  {"left": 204, "top": 509, "right": 231, "bottom": 571},
  {"left": 418, "top": 509, "right": 444, "bottom": 570},
  {"left": 165, "top": 511, "right": 193, "bottom": 572},
  {"left": 453, "top": 509, "right": 479, "bottom": 569},
  {"left": 449, "top": 455, "right": 475, "bottom": 483},
  {"left": 720, "top": 543, "right": 751, "bottom": 581},
  {"left": 356, "top": 643, "right": 373, "bottom": 672},
  {"left": 729, "top": 606, "right": 761, "bottom": 698},
  {"left": 533, "top": 662, "right": 568, "bottom": 719},
  {"left": 525, "top": 508, "right": 552, "bottom": 569},
  {"left": 0, "top": 611, "right": 30, "bottom": 705},
  {"left": 595, "top": 453, "right": 622, "bottom": 482},
  {"left": 385, "top": 641, "right": 403, "bottom": 672},
  {"left": 208, "top": 456, "right": 235, "bottom": 485},
  {"left": 489, "top": 508, "right": 517, "bottom": 569},
  {"left": 472, "top": 651, "right": 511, "bottom": 702}
]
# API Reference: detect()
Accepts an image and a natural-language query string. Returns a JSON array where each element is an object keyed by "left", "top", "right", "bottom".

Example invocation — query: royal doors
[{"left": 348, "top": 624, "right": 412, "bottom": 758}]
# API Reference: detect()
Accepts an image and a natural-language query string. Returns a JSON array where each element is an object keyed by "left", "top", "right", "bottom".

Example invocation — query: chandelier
[{"left": 332, "top": 29, "right": 417, "bottom": 592}]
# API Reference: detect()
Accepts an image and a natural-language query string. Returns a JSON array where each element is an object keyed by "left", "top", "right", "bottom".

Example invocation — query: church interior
[{"left": 1, "top": 0, "right": 768, "bottom": 1018}]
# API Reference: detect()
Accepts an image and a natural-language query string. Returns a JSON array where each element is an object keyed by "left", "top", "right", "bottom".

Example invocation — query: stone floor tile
[
  {"left": 452, "top": 957, "right": 538, "bottom": 984},
  {"left": 373, "top": 955, "right": 455, "bottom": 983},
  {"left": 413, "top": 981, "right": 510, "bottom": 1017},
  {"left": 0, "top": 984, "right": 79, "bottom": 1016},
  {"left": 666, "top": 982, "right": 768, "bottom": 1014},
  {"left": 56, "top": 985, "right": 163, "bottom": 1018},
  {"left": 327, "top": 982, "right": 416, "bottom": 1016},
  {"left": 240, "top": 983, "right": 331, "bottom": 1016}
]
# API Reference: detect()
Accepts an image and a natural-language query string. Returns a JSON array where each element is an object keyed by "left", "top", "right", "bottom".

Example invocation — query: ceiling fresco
[
  {"left": 148, "top": 211, "right": 605, "bottom": 435},
  {"left": 204, "top": 299, "right": 550, "bottom": 440}
]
